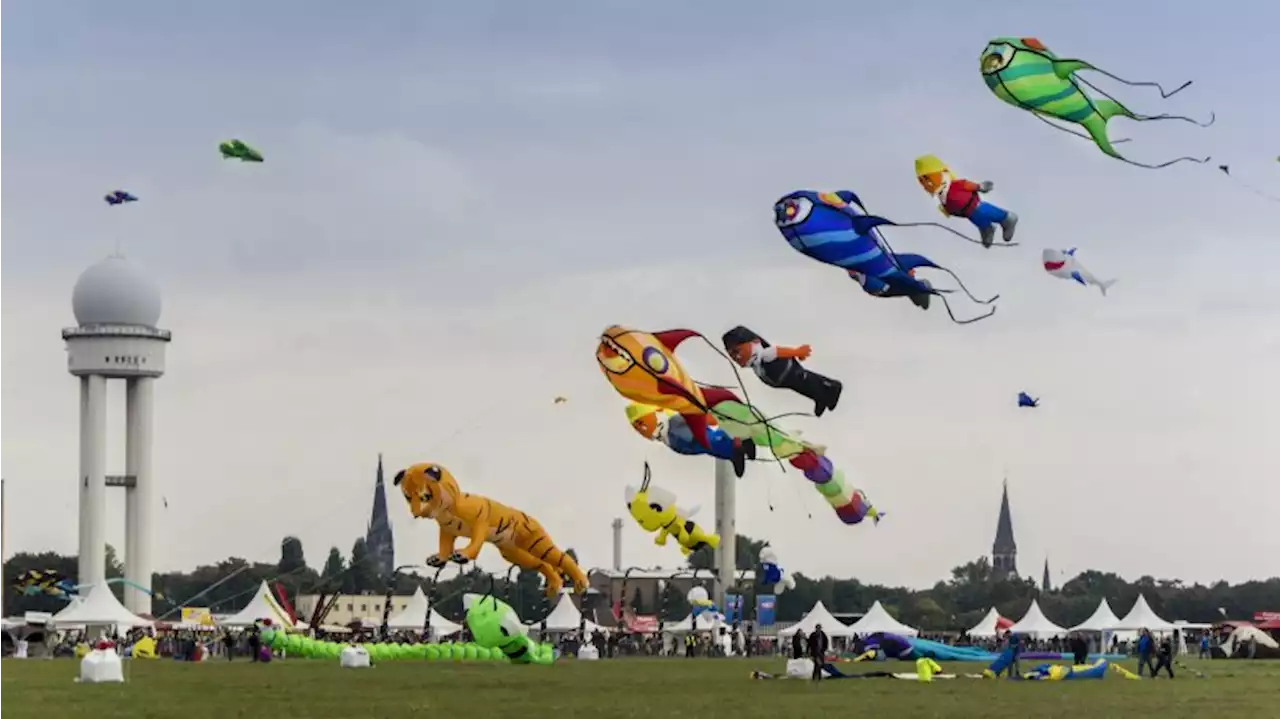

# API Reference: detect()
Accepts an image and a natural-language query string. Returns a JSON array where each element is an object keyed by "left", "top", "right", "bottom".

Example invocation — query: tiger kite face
[{"left": 393, "top": 463, "right": 460, "bottom": 519}]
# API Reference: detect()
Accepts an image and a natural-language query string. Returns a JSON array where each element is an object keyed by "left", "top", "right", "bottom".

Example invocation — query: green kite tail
[
  {"left": 980, "top": 37, "right": 1211, "bottom": 169},
  {"left": 710, "top": 400, "right": 815, "bottom": 460},
  {"left": 465, "top": 594, "right": 555, "bottom": 665}
]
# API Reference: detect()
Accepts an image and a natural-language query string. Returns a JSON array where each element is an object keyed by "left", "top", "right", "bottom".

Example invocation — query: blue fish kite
[
  {"left": 104, "top": 190, "right": 138, "bottom": 206},
  {"left": 1017, "top": 392, "right": 1039, "bottom": 408},
  {"left": 773, "top": 190, "right": 999, "bottom": 324}
]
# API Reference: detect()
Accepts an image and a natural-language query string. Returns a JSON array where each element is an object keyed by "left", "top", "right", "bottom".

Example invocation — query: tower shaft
[
  {"left": 78, "top": 375, "right": 108, "bottom": 585},
  {"left": 124, "top": 377, "right": 156, "bottom": 614},
  {"left": 713, "top": 459, "right": 736, "bottom": 610}
]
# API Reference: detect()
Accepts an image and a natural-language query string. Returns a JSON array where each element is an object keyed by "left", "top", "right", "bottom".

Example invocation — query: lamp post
[{"left": 379, "top": 564, "right": 425, "bottom": 638}]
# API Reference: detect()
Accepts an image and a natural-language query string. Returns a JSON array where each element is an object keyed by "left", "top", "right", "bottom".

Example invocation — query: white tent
[
  {"left": 1070, "top": 598, "right": 1121, "bottom": 632},
  {"left": 50, "top": 583, "right": 152, "bottom": 629},
  {"left": 663, "top": 611, "right": 721, "bottom": 634},
  {"left": 386, "top": 587, "right": 462, "bottom": 636},
  {"left": 1007, "top": 599, "right": 1065, "bottom": 638},
  {"left": 218, "top": 581, "right": 298, "bottom": 628},
  {"left": 780, "top": 601, "right": 856, "bottom": 638},
  {"left": 530, "top": 593, "right": 599, "bottom": 633},
  {"left": 845, "top": 600, "right": 917, "bottom": 638},
  {"left": 965, "top": 607, "right": 1009, "bottom": 638},
  {"left": 1110, "top": 594, "right": 1175, "bottom": 632}
]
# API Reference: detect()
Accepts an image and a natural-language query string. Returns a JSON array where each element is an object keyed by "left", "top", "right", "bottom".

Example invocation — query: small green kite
[{"left": 219, "top": 139, "right": 264, "bottom": 163}]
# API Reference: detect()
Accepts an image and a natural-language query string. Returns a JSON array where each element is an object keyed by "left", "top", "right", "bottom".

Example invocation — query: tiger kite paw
[
  {"left": 449, "top": 552, "right": 471, "bottom": 565},
  {"left": 426, "top": 555, "right": 449, "bottom": 568}
]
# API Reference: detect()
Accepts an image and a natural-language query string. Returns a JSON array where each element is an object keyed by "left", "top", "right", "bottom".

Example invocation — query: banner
[
  {"left": 756, "top": 594, "right": 777, "bottom": 626},
  {"left": 724, "top": 594, "right": 744, "bottom": 623},
  {"left": 180, "top": 607, "right": 214, "bottom": 626},
  {"left": 1253, "top": 611, "right": 1280, "bottom": 623},
  {"left": 625, "top": 615, "right": 659, "bottom": 633}
]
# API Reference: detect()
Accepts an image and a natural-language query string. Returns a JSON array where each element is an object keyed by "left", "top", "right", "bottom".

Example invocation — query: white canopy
[
  {"left": 530, "top": 593, "right": 599, "bottom": 633},
  {"left": 965, "top": 607, "right": 1008, "bottom": 638},
  {"left": 781, "top": 600, "right": 857, "bottom": 638},
  {"left": 664, "top": 611, "right": 721, "bottom": 634},
  {"left": 1070, "top": 598, "right": 1121, "bottom": 632},
  {"left": 1110, "top": 594, "right": 1175, "bottom": 632},
  {"left": 50, "top": 583, "right": 152, "bottom": 628},
  {"left": 1007, "top": 599, "right": 1066, "bottom": 638},
  {"left": 387, "top": 587, "right": 462, "bottom": 636},
  {"left": 218, "top": 581, "right": 298, "bottom": 628},
  {"left": 845, "top": 600, "right": 917, "bottom": 638}
]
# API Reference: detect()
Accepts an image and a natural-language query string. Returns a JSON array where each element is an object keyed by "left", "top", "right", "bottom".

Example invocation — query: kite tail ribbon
[{"left": 788, "top": 451, "right": 882, "bottom": 525}]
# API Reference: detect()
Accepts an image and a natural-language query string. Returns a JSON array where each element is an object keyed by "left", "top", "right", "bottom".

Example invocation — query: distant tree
[
  {"left": 345, "top": 538, "right": 376, "bottom": 594},
  {"left": 321, "top": 547, "right": 345, "bottom": 581},
  {"left": 658, "top": 580, "right": 690, "bottom": 621},
  {"left": 279, "top": 536, "right": 307, "bottom": 575}
]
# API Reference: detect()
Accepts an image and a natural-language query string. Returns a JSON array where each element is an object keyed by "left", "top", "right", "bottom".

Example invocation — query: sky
[{"left": 3, "top": 0, "right": 1277, "bottom": 591}]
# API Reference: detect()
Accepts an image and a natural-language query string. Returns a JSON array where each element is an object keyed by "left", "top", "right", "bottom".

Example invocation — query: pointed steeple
[
  {"left": 992, "top": 479, "right": 1018, "bottom": 577},
  {"left": 1041, "top": 558, "right": 1051, "bottom": 593},
  {"left": 365, "top": 453, "right": 395, "bottom": 580}
]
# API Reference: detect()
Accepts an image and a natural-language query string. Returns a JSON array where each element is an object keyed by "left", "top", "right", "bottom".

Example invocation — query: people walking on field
[
  {"left": 1136, "top": 629, "right": 1157, "bottom": 676},
  {"left": 808, "top": 624, "right": 829, "bottom": 682},
  {"left": 1151, "top": 635, "right": 1175, "bottom": 678},
  {"left": 792, "top": 628, "right": 807, "bottom": 660}
]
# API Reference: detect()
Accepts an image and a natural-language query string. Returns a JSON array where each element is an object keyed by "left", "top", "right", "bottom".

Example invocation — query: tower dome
[{"left": 71, "top": 255, "right": 163, "bottom": 327}]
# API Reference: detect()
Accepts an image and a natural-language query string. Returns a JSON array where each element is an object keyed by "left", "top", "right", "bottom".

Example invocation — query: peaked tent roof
[
  {"left": 50, "top": 582, "right": 152, "bottom": 628},
  {"left": 1007, "top": 599, "right": 1065, "bottom": 638},
  {"left": 845, "top": 600, "right": 918, "bottom": 637},
  {"left": 1111, "top": 594, "right": 1175, "bottom": 632},
  {"left": 530, "top": 593, "right": 599, "bottom": 632},
  {"left": 218, "top": 581, "right": 298, "bottom": 627},
  {"left": 1070, "top": 598, "right": 1122, "bottom": 632},
  {"left": 966, "top": 607, "right": 1011, "bottom": 638},
  {"left": 777, "top": 600, "right": 854, "bottom": 637},
  {"left": 387, "top": 587, "right": 462, "bottom": 635}
]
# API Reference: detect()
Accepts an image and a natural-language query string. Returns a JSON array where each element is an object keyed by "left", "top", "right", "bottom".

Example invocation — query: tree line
[{"left": 5, "top": 534, "right": 1277, "bottom": 630}]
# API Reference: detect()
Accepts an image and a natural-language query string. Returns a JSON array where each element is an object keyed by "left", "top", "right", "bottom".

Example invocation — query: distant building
[
  {"left": 992, "top": 480, "right": 1018, "bottom": 577},
  {"left": 365, "top": 454, "right": 395, "bottom": 581},
  {"left": 295, "top": 592, "right": 413, "bottom": 628},
  {"left": 1041, "top": 558, "right": 1051, "bottom": 593}
]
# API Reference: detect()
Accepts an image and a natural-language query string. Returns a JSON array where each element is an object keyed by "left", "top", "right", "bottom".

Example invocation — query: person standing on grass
[
  {"left": 1070, "top": 632, "right": 1089, "bottom": 666},
  {"left": 1136, "top": 629, "right": 1156, "bottom": 677},
  {"left": 1198, "top": 634, "right": 1210, "bottom": 659},
  {"left": 808, "top": 624, "right": 830, "bottom": 682},
  {"left": 1151, "top": 635, "right": 1175, "bottom": 678},
  {"left": 792, "top": 628, "right": 807, "bottom": 660},
  {"left": 248, "top": 626, "right": 262, "bottom": 663}
]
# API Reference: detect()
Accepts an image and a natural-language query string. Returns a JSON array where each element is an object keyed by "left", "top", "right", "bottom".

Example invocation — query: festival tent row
[
  {"left": 779, "top": 600, "right": 920, "bottom": 638},
  {"left": 50, "top": 582, "right": 152, "bottom": 630},
  {"left": 965, "top": 607, "right": 1013, "bottom": 638},
  {"left": 218, "top": 581, "right": 306, "bottom": 628},
  {"left": 527, "top": 592, "right": 602, "bottom": 634},
  {"left": 385, "top": 587, "right": 463, "bottom": 637}
]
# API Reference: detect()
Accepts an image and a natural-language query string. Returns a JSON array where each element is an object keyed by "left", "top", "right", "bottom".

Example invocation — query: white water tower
[{"left": 63, "top": 255, "right": 170, "bottom": 615}]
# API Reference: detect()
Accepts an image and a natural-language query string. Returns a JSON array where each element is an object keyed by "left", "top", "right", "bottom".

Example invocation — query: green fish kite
[
  {"left": 980, "top": 37, "right": 1213, "bottom": 169},
  {"left": 464, "top": 593, "right": 555, "bottom": 665},
  {"left": 219, "top": 139, "right": 264, "bottom": 163}
]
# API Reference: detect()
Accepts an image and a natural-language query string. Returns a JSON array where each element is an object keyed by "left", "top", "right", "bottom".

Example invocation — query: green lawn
[{"left": 3, "top": 657, "right": 1277, "bottom": 719}]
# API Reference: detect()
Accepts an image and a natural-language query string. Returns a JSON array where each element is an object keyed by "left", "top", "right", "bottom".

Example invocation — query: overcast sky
[{"left": 3, "top": 1, "right": 1276, "bottom": 591}]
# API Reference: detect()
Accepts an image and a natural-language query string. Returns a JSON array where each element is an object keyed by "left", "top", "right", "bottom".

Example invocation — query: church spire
[
  {"left": 992, "top": 478, "right": 1018, "bottom": 577},
  {"left": 1042, "top": 557, "right": 1051, "bottom": 593},
  {"left": 365, "top": 453, "right": 395, "bottom": 580}
]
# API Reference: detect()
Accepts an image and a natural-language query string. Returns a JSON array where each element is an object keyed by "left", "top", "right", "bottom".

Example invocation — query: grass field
[{"left": 4, "top": 657, "right": 1279, "bottom": 719}]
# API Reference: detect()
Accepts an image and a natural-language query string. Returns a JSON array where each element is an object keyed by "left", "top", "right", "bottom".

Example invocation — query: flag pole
[{"left": 1, "top": 475, "right": 6, "bottom": 616}]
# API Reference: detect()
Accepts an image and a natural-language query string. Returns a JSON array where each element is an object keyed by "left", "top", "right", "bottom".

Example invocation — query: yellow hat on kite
[
  {"left": 914, "top": 154, "right": 949, "bottom": 177},
  {"left": 625, "top": 402, "right": 660, "bottom": 425}
]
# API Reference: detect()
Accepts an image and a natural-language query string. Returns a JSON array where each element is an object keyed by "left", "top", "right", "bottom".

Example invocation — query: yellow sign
[{"left": 181, "top": 607, "right": 214, "bottom": 626}]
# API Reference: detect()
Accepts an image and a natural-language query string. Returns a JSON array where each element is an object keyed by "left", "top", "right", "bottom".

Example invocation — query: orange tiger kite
[{"left": 394, "top": 463, "right": 588, "bottom": 598}]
